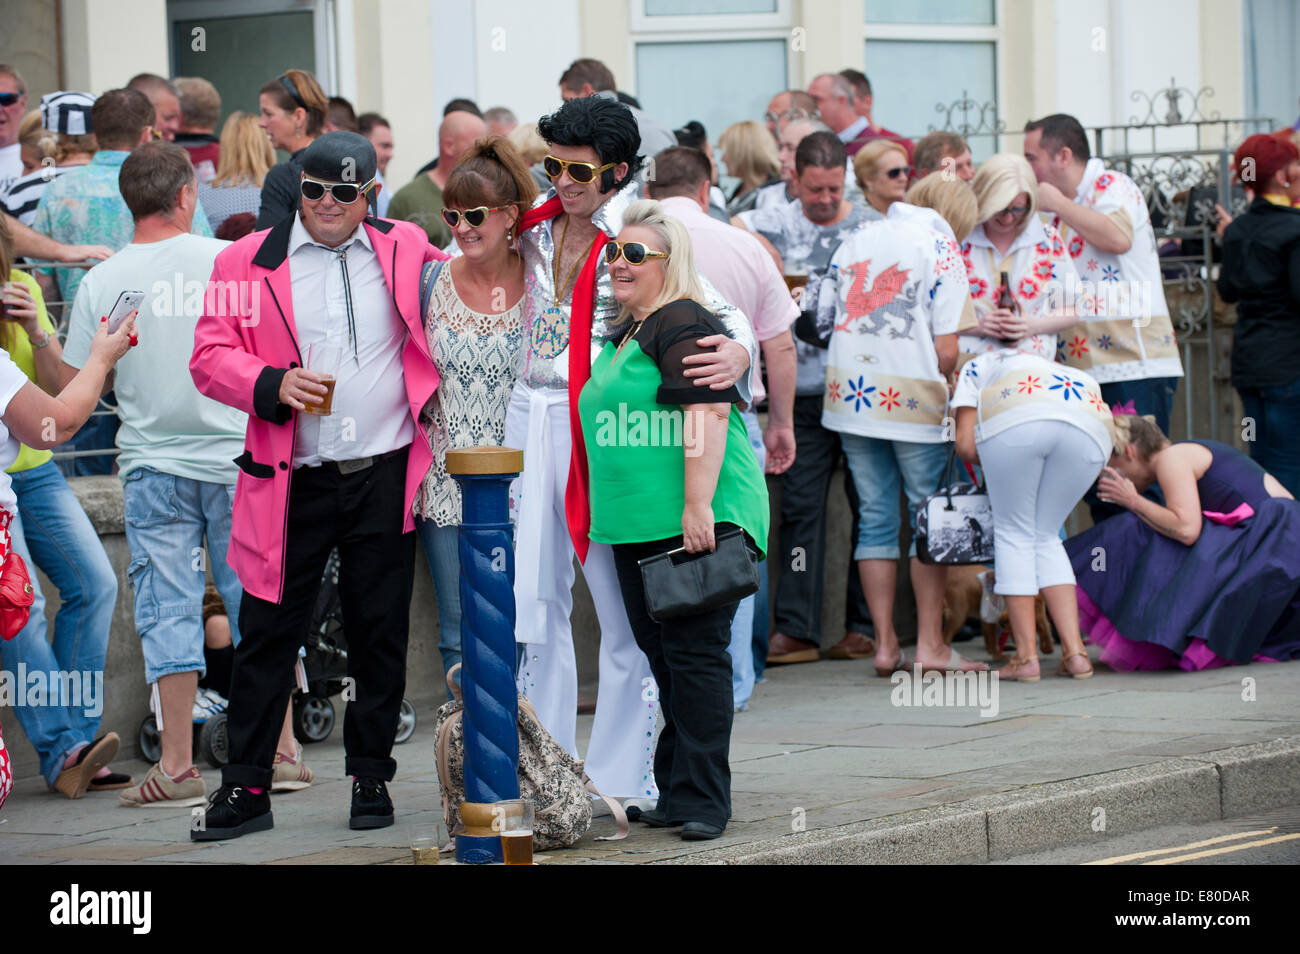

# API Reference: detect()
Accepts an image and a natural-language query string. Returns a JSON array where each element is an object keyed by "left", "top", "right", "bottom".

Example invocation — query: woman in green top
[
  {"left": 1, "top": 216, "right": 128, "bottom": 796},
  {"left": 579, "top": 199, "right": 768, "bottom": 840}
]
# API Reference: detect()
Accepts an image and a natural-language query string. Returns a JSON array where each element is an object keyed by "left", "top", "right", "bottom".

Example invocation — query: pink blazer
[{"left": 190, "top": 215, "right": 448, "bottom": 603}]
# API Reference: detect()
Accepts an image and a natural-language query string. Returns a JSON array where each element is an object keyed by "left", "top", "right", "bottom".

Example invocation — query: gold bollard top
[{"left": 445, "top": 446, "right": 524, "bottom": 476}]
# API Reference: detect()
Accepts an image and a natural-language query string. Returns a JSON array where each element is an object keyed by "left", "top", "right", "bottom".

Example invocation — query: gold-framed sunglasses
[
  {"left": 300, "top": 175, "right": 375, "bottom": 204},
  {"left": 543, "top": 154, "right": 616, "bottom": 184},
  {"left": 440, "top": 206, "right": 507, "bottom": 228},
  {"left": 603, "top": 241, "right": 669, "bottom": 266}
]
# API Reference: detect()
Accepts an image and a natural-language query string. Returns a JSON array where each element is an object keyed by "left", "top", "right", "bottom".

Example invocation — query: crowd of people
[{"left": 0, "top": 56, "right": 1297, "bottom": 839}]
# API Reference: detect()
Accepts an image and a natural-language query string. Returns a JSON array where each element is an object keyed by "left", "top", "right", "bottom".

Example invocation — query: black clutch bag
[{"left": 638, "top": 528, "right": 760, "bottom": 622}]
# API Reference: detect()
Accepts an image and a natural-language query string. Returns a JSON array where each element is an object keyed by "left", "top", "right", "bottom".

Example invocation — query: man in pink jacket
[{"left": 189, "top": 132, "right": 446, "bottom": 840}]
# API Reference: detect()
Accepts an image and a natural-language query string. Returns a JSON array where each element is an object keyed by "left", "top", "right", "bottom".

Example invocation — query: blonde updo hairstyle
[
  {"left": 616, "top": 199, "right": 708, "bottom": 323},
  {"left": 905, "top": 172, "right": 979, "bottom": 242},
  {"left": 971, "top": 152, "right": 1040, "bottom": 225},
  {"left": 1110, "top": 413, "right": 1167, "bottom": 459}
]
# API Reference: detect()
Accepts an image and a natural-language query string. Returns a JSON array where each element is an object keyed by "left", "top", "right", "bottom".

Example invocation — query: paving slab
[{"left": 2, "top": 652, "right": 1298, "bottom": 864}]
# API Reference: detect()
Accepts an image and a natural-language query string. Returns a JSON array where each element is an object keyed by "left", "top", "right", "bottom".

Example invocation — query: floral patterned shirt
[
  {"left": 958, "top": 216, "right": 1078, "bottom": 362},
  {"left": 31, "top": 151, "right": 213, "bottom": 306}
]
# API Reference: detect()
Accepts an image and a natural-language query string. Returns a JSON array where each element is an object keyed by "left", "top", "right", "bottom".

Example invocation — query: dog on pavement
[{"left": 941, "top": 564, "right": 1054, "bottom": 662}]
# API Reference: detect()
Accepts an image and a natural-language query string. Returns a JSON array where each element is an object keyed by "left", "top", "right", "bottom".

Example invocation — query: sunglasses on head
[
  {"left": 604, "top": 241, "right": 669, "bottom": 266},
  {"left": 885, "top": 165, "right": 911, "bottom": 180},
  {"left": 440, "top": 206, "right": 506, "bottom": 228},
  {"left": 0, "top": 92, "right": 21, "bottom": 107},
  {"left": 300, "top": 176, "right": 374, "bottom": 204},
  {"left": 544, "top": 154, "right": 616, "bottom": 184}
]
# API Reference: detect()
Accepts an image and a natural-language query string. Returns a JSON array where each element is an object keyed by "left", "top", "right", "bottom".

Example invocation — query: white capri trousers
[{"left": 977, "top": 419, "right": 1106, "bottom": 596}]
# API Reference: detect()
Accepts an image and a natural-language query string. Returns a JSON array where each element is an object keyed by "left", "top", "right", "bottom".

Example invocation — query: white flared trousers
[{"left": 506, "top": 382, "right": 659, "bottom": 799}]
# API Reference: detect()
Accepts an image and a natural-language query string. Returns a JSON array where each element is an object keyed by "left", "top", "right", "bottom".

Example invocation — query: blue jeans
[
  {"left": 122, "top": 468, "right": 243, "bottom": 685},
  {"left": 4, "top": 461, "right": 118, "bottom": 786},
  {"left": 751, "top": 559, "right": 770, "bottom": 681},
  {"left": 728, "top": 410, "right": 763, "bottom": 709},
  {"left": 839, "top": 434, "right": 950, "bottom": 559},
  {"left": 1238, "top": 375, "right": 1300, "bottom": 497},
  {"left": 416, "top": 518, "right": 463, "bottom": 679},
  {"left": 1100, "top": 377, "right": 1178, "bottom": 435}
]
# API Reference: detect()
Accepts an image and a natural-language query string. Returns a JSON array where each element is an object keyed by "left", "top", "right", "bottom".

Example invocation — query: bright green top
[
  {"left": 4, "top": 269, "right": 55, "bottom": 474},
  {"left": 579, "top": 299, "right": 768, "bottom": 556}
]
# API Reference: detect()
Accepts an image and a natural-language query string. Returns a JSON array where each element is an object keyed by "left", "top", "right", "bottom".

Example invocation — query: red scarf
[{"left": 518, "top": 197, "right": 610, "bottom": 563}]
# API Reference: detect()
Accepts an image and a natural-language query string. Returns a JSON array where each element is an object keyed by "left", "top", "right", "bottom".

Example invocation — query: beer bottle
[{"left": 995, "top": 271, "right": 1019, "bottom": 345}]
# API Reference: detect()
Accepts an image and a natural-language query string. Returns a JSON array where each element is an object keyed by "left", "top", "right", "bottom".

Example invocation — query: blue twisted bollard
[{"left": 446, "top": 447, "right": 523, "bottom": 864}]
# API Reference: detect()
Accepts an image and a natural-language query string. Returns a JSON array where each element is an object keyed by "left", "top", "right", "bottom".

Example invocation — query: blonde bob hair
[
  {"left": 905, "top": 172, "right": 979, "bottom": 242},
  {"left": 853, "top": 138, "right": 908, "bottom": 191},
  {"left": 717, "top": 120, "right": 779, "bottom": 190},
  {"left": 971, "top": 152, "right": 1039, "bottom": 225},
  {"left": 616, "top": 199, "right": 708, "bottom": 322},
  {"left": 212, "top": 110, "right": 275, "bottom": 188}
]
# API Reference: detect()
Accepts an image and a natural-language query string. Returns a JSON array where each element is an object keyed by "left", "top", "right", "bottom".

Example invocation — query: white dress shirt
[{"left": 288, "top": 215, "right": 414, "bottom": 468}]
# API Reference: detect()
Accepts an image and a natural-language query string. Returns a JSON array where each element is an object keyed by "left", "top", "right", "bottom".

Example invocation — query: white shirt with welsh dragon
[
  {"left": 1050, "top": 157, "right": 1183, "bottom": 383},
  {"left": 819, "top": 203, "right": 970, "bottom": 444}
]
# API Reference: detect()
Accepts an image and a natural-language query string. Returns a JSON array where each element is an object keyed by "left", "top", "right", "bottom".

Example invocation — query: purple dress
[{"left": 1065, "top": 440, "right": 1300, "bottom": 670}]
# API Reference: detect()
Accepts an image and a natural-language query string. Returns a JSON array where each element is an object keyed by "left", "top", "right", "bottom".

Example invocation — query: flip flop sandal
[
  {"left": 88, "top": 771, "right": 134, "bottom": 791},
  {"left": 920, "top": 647, "right": 988, "bottom": 675}
]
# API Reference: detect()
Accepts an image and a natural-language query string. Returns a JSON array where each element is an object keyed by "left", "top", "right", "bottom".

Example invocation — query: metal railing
[{"left": 16, "top": 258, "right": 122, "bottom": 469}]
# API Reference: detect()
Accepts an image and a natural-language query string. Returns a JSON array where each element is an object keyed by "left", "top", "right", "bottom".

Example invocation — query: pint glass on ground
[
  {"left": 494, "top": 799, "right": 535, "bottom": 865},
  {"left": 302, "top": 343, "right": 340, "bottom": 416}
]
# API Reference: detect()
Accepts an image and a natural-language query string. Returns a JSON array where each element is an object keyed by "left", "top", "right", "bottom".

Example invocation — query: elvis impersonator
[{"left": 507, "top": 95, "right": 758, "bottom": 800}]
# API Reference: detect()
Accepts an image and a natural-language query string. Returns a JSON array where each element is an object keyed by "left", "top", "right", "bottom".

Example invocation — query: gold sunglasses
[
  {"left": 544, "top": 154, "right": 616, "bottom": 184},
  {"left": 441, "top": 206, "right": 506, "bottom": 228},
  {"left": 604, "top": 241, "right": 669, "bottom": 266}
]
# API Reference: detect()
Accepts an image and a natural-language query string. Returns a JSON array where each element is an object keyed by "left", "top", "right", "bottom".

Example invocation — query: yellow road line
[
  {"left": 1084, "top": 828, "right": 1277, "bottom": 865},
  {"left": 1143, "top": 832, "right": 1300, "bottom": 865}
]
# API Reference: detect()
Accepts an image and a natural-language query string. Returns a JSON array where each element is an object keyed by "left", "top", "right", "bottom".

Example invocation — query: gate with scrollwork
[
  {"left": 914, "top": 82, "right": 1276, "bottom": 444},
  {"left": 1087, "top": 81, "right": 1275, "bottom": 444}
]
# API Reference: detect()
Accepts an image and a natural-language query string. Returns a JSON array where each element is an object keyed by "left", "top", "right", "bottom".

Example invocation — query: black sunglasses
[
  {"left": 543, "top": 154, "right": 616, "bottom": 184},
  {"left": 0, "top": 92, "right": 21, "bottom": 107},
  {"left": 440, "top": 206, "right": 506, "bottom": 228},
  {"left": 885, "top": 165, "right": 911, "bottom": 179},
  {"left": 993, "top": 205, "right": 1031, "bottom": 219},
  {"left": 300, "top": 176, "right": 374, "bottom": 204},
  {"left": 604, "top": 241, "right": 669, "bottom": 266}
]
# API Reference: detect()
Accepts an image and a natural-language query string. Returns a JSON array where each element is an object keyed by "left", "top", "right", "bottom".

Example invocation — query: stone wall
[{"left": 0, "top": 461, "right": 890, "bottom": 782}]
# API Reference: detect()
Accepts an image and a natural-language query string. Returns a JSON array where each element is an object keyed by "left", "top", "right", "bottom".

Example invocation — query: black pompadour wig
[{"left": 537, "top": 96, "right": 643, "bottom": 193}]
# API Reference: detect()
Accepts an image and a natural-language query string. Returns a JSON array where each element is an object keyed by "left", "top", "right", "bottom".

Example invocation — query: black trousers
[
  {"left": 773, "top": 394, "right": 873, "bottom": 644},
  {"left": 224, "top": 449, "right": 416, "bottom": 789},
  {"left": 612, "top": 532, "right": 739, "bottom": 829}
]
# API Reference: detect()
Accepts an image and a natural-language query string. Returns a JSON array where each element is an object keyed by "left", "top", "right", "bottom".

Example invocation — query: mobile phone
[{"left": 106, "top": 290, "right": 145, "bottom": 333}]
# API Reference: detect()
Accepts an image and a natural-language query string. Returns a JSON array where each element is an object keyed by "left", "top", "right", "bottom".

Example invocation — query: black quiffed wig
[{"left": 537, "top": 96, "right": 643, "bottom": 193}]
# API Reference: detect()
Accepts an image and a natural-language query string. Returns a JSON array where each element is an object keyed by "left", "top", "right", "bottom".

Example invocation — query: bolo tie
[{"left": 331, "top": 243, "right": 359, "bottom": 365}]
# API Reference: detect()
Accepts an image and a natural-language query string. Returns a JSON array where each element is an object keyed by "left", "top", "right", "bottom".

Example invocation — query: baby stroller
[{"left": 293, "top": 548, "right": 418, "bottom": 746}]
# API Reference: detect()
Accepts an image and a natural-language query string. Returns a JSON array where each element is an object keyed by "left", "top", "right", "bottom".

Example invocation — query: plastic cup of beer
[
  {"left": 408, "top": 819, "right": 445, "bottom": 865},
  {"left": 302, "top": 343, "right": 340, "bottom": 415},
  {"left": 783, "top": 270, "right": 808, "bottom": 292},
  {"left": 493, "top": 799, "right": 535, "bottom": 865}
]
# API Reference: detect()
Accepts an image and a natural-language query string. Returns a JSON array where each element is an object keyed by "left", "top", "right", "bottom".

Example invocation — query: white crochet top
[{"left": 416, "top": 263, "right": 525, "bottom": 525}]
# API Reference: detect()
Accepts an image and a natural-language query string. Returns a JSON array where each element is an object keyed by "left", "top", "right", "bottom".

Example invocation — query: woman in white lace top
[{"left": 416, "top": 137, "right": 537, "bottom": 678}]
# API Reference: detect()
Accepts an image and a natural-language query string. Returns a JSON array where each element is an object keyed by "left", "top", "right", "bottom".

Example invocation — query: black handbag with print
[{"left": 914, "top": 444, "right": 995, "bottom": 565}]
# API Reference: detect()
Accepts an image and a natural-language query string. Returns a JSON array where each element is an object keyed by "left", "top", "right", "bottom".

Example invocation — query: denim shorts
[
  {"left": 123, "top": 467, "right": 243, "bottom": 684},
  {"left": 839, "top": 434, "right": 949, "bottom": 560}
]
